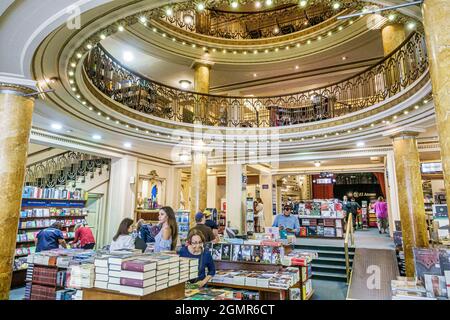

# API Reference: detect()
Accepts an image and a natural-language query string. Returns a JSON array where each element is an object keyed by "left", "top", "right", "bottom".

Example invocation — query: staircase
[{"left": 295, "top": 244, "right": 355, "bottom": 282}]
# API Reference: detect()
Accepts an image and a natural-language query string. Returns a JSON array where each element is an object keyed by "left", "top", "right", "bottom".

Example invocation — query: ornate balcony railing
[
  {"left": 85, "top": 31, "right": 428, "bottom": 128},
  {"left": 158, "top": 1, "right": 355, "bottom": 40}
]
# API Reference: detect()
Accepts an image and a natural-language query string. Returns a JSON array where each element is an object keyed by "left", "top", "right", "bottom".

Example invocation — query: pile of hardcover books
[{"left": 93, "top": 252, "right": 199, "bottom": 296}]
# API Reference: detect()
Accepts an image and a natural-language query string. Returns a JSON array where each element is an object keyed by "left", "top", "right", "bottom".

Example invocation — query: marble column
[
  {"left": 226, "top": 164, "right": 246, "bottom": 233},
  {"left": 0, "top": 83, "right": 36, "bottom": 300},
  {"left": 422, "top": 0, "right": 450, "bottom": 227},
  {"left": 189, "top": 150, "right": 208, "bottom": 229},
  {"left": 381, "top": 23, "right": 406, "bottom": 56},
  {"left": 387, "top": 129, "right": 429, "bottom": 277}
]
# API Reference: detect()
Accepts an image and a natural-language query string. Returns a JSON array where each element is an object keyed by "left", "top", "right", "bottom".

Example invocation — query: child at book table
[{"left": 179, "top": 229, "right": 216, "bottom": 288}]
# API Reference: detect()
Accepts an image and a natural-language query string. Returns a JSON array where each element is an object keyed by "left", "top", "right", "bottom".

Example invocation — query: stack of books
[
  {"left": 93, "top": 255, "right": 111, "bottom": 289},
  {"left": 179, "top": 257, "right": 190, "bottom": 283},
  {"left": 211, "top": 270, "right": 297, "bottom": 290},
  {"left": 391, "top": 277, "right": 434, "bottom": 300},
  {"left": 154, "top": 255, "right": 171, "bottom": 291},
  {"left": 168, "top": 256, "right": 180, "bottom": 287},
  {"left": 189, "top": 257, "right": 199, "bottom": 280},
  {"left": 67, "top": 264, "right": 94, "bottom": 288},
  {"left": 106, "top": 254, "right": 136, "bottom": 291},
  {"left": 118, "top": 258, "right": 157, "bottom": 295}
]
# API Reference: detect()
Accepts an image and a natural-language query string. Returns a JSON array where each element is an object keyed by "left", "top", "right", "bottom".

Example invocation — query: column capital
[
  {"left": 0, "top": 76, "right": 38, "bottom": 96},
  {"left": 190, "top": 59, "right": 214, "bottom": 70},
  {"left": 383, "top": 127, "right": 425, "bottom": 140}
]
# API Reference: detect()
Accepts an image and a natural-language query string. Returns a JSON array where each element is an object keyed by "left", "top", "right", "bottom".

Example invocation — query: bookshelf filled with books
[{"left": 13, "top": 186, "right": 89, "bottom": 288}]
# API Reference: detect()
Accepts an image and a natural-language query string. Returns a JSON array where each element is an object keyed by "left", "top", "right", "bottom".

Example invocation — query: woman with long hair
[
  {"left": 154, "top": 206, "right": 178, "bottom": 252},
  {"left": 110, "top": 218, "right": 135, "bottom": 252}
]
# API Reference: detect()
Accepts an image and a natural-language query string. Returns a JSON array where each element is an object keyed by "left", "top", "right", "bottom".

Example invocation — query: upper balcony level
[{"left": 83, "top": 31, "right": 429, "bottom": 129}]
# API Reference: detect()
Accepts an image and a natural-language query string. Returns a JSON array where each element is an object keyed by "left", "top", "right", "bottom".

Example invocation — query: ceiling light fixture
[
  {"left": 255, "top": 1, "right": 261, "bottom": 8},
  {"left": 253, "top": 50, "right": 258, "bottom": 54},
  {"left": 100, "top": 34, "right": 106, "bottom": 40},
  {"left": 166, "top": 8, "right": 173, "bottom": 16},
  {"left": 124, "top": 142, "right": 132, "bottom": 148},
  {"left": 51, "top": 123, "right": 62, "bottom": 130},
  {"left": 296, "top": 43, "right": 300, "bottom": 47},
  {"left": 68, "top": 71, "right": 74, "bottom": 76},
  {"left": 338, "top": 26, "right": 343, "bottom": 31},
  {"left": 197, "top": 3, "right": 205, "bottom": 11},
  {"left": 231, "top": 1, "right": 238, "bottom": 9},
  {"left": 123, "top": 51, "right": 134, "bottom": 62},
  {"left": 333, "top": 2, "right": 341, "bottom": 9},
  {"left": 307, "top": 40, "right": 311, "bottom": 44},
  {"left": 153, "top": 27, "right": 157, "bottom": 32},
  {"left": 139, "top": 16, "right": 147, "bottom": 24},
  {"left": 179, "top": 80, "right": 192, "bottom": 89},
  {"left": 407, "top": 21, "right": 416, "bottom": 30},
  {"left": 118, "top": 25, "right": 124, "bottom": 32},
  {"left": 300, "top": 0, "right": 308, "bottom": 7},
  {"left": 356, "top": 141, "right": 365, "bottom": 147},
  {"left": 92, "top": 134, "right": 102, "bottom": 140},
  {"left": 414, "top": 105, "right": 419, "bottom": 109},
  {"left": 404, "top": 110, "right": 409, "bottom": 115},
  {"left": 266, "top": 0, "right": 273, "bottom": 5},
  {"left": 76, "top": 53, "right": 82, "bottom": 59},
  {"left": 342, "top": 56, "right": 347, "bottom": 60},
  {"left": 388, "top": 14, "right": 396, "bottom": 21},
  {"left": 314, "top": 161, "right": 321, "bottom": 167},
  {"left": 70, "top": 62, "right": 76, "bottom": 68},
  {"left": 184, "top": 14, "right": 194, "bottom": 25}
]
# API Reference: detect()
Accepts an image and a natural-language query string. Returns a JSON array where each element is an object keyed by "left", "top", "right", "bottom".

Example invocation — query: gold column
[
  {"left": 0, "top": 83, "right": 35, "bottom": 299},
  {"left": 390, "top": 130, "right": 429, "bottom": 277},
  {"left": 193, "top": 62, "right": 210, "bottom": 94},
  {"left": 422, "top": 0, "right": 450, "bottom": 227},
  {"left": 189, "top": 150, "right": 208, "bottom": 229},
  {"left": 381, "top": 23, "right": 406, "bottom": 56}
]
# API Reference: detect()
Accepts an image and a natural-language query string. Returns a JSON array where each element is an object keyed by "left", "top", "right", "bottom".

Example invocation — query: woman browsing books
[{"left": 179, "top": 229, "right": 216, "bottom": 288}]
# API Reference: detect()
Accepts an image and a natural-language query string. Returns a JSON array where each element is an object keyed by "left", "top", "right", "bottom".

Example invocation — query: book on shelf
[
  {"left": 212, "top": 243, "right": 222, "bottom": 260},
  {"left": 241, "top": 245, "right": 253, "bottom": 262},
  {"left": 413, "top": 248, "right": 441, "bottom": 280},
  {"left": 231, "top": 244, "right": 242, "bottom": 262},
  {"left": 221, "top": 244, "right": 231, "bottom": 261},
  {"left": 424, "top": 274, "right": 448, "bottom": 298}
]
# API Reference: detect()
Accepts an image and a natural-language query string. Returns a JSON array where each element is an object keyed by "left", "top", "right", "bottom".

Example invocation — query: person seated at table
[
  {"left": 178, "top": 229, "right": 215, "bottom": 288},
  {"left": 110, "top": 218, "right": 135, "bottom": 252},
  {"left": 35, "top": 221, "right": 67, "bottom": 252},
  {"left": 272, "top": 204, "right": 300, "bottom": 235}
]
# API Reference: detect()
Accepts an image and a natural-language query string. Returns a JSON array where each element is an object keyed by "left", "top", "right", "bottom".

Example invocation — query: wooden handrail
[{"left": 344, "top": 212, "right": 354, "bottom": 283}]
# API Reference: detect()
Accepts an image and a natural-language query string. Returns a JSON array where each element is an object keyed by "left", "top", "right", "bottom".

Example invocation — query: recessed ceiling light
[
  {"left": 162, "top": 33, "right": 166, "bottom": 37},
  {"left": 404, "top": 110, "right": 409, "bottom": 115},
  {"left": 253, "top": 73, "right": 257, "bottom": 77},
  {"left": 414, "top": 105, "right": 419, "bottom": 109},
  {"left": 123, "top": 51, "right": 134, "bottom": 62},
  {"left": 253, "top": 50, "right": 258, "bottom": 54},
  {"left": 182, "top": 41, "right": 186, "bottom": 45},
  {"left": 359, "top": 127, "right": 363, "bottom": 130},
  {"left": 338, "top": 26, "right": 343, "bottom": 31},
  {"left": 312, "top": 136, "right": 316, "bottom": 139},
  {"left": 285, "top": 46, "right": 290, "bottom": 50},
  {"left": 51, "top": 123, "right": 62, "bottom": 130},
  {"left": 135, "top": 127, "right": 139, "bottom": 131},
  {"left": 317, "top": 36, "right": 322, "bottom": 40},
  {"left": 266, "top": 0, "right": 273, "bottom": 5},
  {"left": 255, "top": 1, "right": 261, "bottom": 8},
  {"left": 124, "top": 142, "right": 132, "bottom": 148},
  {"left": 296, "top": 43, "right": 300, "bottom": 47},
  {"left": 153, "top": 27, "right": 157, "bottom": 32},
  {"left": 82, "top": 101, "right": 87, "bottom": 105},
  {"left": 126, "top": 124, "right": 129, "bottom": 128},
  {"left": 69, "top": 80, "right": 74, "bottom": 84},
  {"left": 328, "top": 31, "right": 332, "bottom": 36},
  {"left": 388, "top": 14, "right": 396, "bottom": 21},
  {"left": 314, "top": 161, "right": 321, "bottom": 167},
  {"left": 333, "top": 2, "right": 341, "bottom": 10},
  {"left": 243, "top": 51, "right": 247, "bottom": 54},
  {"left": 97, "top": 112, "right": 101, "bottom": 116},
  {"left": 295, "top": 65, "right": 299, "bottom": 70},
  {"left": 92, "top": 134, "right": 102, "bottom": 140},
  {"left": 347, "top": 130, "right": 351, "bottom": 133},
  {"left": 192, "top": 44, "right": 196, "bottom": 48},
  {"left": 233, "top": 50, "right": 237, "bottom": 54},
  {"left": 275, "top": 48, "right": 279, "bottom": 52},
  {"left": 88, "top": 107, "right": 93, "bottom": 110},
  {"left": 349, "top": 20, "right": 354, "bottom": 24},
  {"left": 342, "top": 56, "right": 347, "bottom": 60},
  {"left": 307, "top": 40, "right": 311, "bottom": 44},
  {"left": 76, "top": 53, "right": 82, "bottom": 59},
  {"left": 407, "top": 22, "right": 416, "bottom": 30},
  {"left": 300, "top": 0, "right": 308, "bottom": 7},
  {"left": 222, "top": 49, "right": 226, "bottom": 53},
  {"left": 70, "top": 62, "right": 76, "bottom": 68},
  {"left": 118, "top": 25, "right": 124, "bottom": 32},
  {"left": 336, "top": 132, "right": 339, "bottom": 135},
  {"left": 115, "top": 120, "right": 119, "bottom": 124},
  {"left": 393, "top": 115, "right": 398, "bottom": 120},
  {"left": 197, "top": 3, "right": 205, "bottom": 11},
  {"left": 66, "top": 130, "right": 73, "bottom": 133},
  {"left": 301, "top": 137, "right": 304, "bottom": 140},
  {"left": 68, "top": 71, "right": 74, "bottom": 76},
  {"left": 212, "top": 48, "right": 216, "bottom": 52},
  {"left": 356, "top": 141, "right": 365, "bottom": 147},
  {"left": 139, "top": 16, "right": 147, "bottom": 24},
  {"left": 100, "top": 34, "right": 106, "bottom": 40},
  {"left": 231, "top": 1, "right": 238, "bottom": 8},
  {"left": 166, "top": 8, "right": 173, "bottom": 16},
  {"left": 423, "top": 99, "right": 428, "bottom": 104},
  {"left": 76, "top": 94, "right": 80, "bottom": 99},
  {"left": 106, "top": 116, "right": 110, "bottom": 120},
  {"left": 172, "top": 37, "right": 176, "bottom": 42},
  {"left": 265, "top": 49, "right": 269, "bottom": 53},
  {"left": 371, "top": 123, "right": 375, "bottom": 127}
]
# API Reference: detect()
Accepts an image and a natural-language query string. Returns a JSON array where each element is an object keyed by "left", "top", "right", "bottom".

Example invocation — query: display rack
[
  {"left": 13, "top": 196, "right": 88, "bottom": 288},
  {"left": 298, "top": 216, "right": 344, "bottom": 239},
  {"left": 176, "top": 210, "right": 190, "bottom": 241},
  {"left": 246, "top": 197, "right": 255, "bottom": 235}
]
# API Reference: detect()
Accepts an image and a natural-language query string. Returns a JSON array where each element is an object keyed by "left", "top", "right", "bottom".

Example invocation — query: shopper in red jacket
[{"left": 71, "top": 223, "right": 96, "bottom": 249}]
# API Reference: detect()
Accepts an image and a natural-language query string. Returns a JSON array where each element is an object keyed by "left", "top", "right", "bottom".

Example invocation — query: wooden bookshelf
[{"left": 19, "top": 215, "right": 88, "bottom": 220}]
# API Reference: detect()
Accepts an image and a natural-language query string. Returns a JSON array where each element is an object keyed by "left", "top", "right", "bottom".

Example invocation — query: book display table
[{"left": 83, "top": 282, "right": 186, "bottom": 300}]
